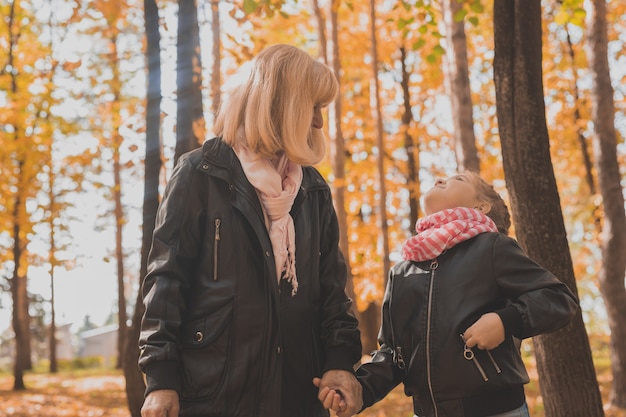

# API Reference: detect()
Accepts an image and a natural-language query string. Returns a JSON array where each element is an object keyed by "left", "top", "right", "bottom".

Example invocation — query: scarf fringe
[{"left": 235, "top": 145, "right": 302, "bottom": 296}]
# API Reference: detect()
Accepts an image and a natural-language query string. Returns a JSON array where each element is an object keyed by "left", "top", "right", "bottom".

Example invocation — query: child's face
[{"left": 422, "top": 173, "right": 482, "bottom": 215}]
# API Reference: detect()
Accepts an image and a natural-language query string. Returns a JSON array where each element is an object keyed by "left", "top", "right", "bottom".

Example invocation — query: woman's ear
[{"left": 475, "top": 202, "right": 492, "bottom": 214}]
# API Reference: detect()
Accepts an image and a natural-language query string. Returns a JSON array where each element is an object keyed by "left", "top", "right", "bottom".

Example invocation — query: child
[{"left": 319, "top": 171, "right": 578, "bottom": 417}]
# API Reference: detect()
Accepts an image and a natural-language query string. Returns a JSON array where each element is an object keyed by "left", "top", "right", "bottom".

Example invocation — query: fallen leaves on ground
[
  {"left": 0, "top": 364, "right": 624, "bottom": 417},
  {"left": 0, "top": 372, "right": 129, "bottom": 417}
]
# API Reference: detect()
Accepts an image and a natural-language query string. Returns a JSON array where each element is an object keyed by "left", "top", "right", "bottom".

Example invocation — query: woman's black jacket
[
  {"left": 356, "top": 232, "right": 578, "bottom": 417},
  {"left": 138, "top": 138, "right": 361, "bottom": 417}
]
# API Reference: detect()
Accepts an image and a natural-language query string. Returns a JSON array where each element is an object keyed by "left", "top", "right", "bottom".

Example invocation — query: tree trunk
[
  {"left": 47, "top": 162, "right": 57, "bottom": 374},
  {"left": 49, "top": 247, "right": 57, "bottom": 374},
  {"left": 113, "top": 132, "right": 128, "bottom": 370},
  {"left": 109, "top": 33, "right": 128, "bottom": 371},
  {"left": 399, "top": 46, "right": 420, "bottom": 231},
  {"left": 123, "top": 1, "right": 162, "bottom": 415},
  {"left": 561, "top": 25, "right": 596, "bottom": 197},
  {"left": 311, "top": 0, "right": 327, "bottom": 63},
  {"left": 327, "top": 0, "right": 370, "bottom": 355},
  {"left": 11, "top": 193, "right": 29, "bottom": 390},
  {"left": 493, "top": 1, "right": 604, "bottom": 416},
  {"left": 7, "top": 2, "right": 32, "bottom": 389},
  {"left": 558, "top": 9, "right": 601, "bottom": 231},
  {"left": 368, "top": 0, "right": 390, "bottom": 286},
  {"left": 441, "top": 0, "right": 480, "bottom": 173},
  {"left": 176, "top": 0, "right": 204, "bottom": 163},
  {"left": 49, "top": 273, "right": 57, "bottom": 374},
  {"left": 210, "top": 0, "right": 221, "bottom": 118},
  {"left": 585, "top": 0, "right": 626, "bottom": 409}
]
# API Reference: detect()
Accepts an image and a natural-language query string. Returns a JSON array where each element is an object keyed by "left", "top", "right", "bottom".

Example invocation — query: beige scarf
[{"left": 235, "top": 146, "right": 303, "bottom": 295}]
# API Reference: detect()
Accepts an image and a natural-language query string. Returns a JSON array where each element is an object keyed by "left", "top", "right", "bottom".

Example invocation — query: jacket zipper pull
[
  {"left": 460, "top": 334, "right": 488, "bottom": 381},
  {"left": 486, "top": 350, "right": 502, "bottom": 374},
  {"left": 394, "top": 346, "right": 406, "bottom": 370},
  {"left": 213, "top": 218, "right": 221, "bottom": 281}
]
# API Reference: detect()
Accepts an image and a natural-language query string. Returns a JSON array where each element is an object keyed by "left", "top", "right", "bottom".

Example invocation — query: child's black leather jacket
[{"left": 357, "top": 232, "right": 578, "bottom": 417}]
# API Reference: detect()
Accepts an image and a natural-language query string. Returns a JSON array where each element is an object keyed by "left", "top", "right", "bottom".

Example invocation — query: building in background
[{"left": 78, "top": 324, "right": 118, "bottom": 368}]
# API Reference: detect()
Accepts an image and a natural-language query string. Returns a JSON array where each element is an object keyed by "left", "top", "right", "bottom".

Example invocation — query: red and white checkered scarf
[{"left": 401, "top": 207, "right": 498, "bottom": 262}]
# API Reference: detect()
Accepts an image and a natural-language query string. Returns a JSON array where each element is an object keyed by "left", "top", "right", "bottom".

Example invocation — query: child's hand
[
  {"left": 462, "top": 312, "right": 505, "bottom": 350},
  {"left": 314, "top": 372, "right": 362, "bottom": 417},
  {"left": 313, "top": 377, "right": 346, "bottom": 412}
]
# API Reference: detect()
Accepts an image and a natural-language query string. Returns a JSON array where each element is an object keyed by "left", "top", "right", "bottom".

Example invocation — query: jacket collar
[{"left": 200, "top": 137, "right": 328, "bottom": 210}]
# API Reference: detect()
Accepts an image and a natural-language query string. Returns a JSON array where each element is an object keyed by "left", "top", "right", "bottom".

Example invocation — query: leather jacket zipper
[
  {"left": 460, "top": 334, "right": 502, "bottom": 381},
  {"left": 213, "top": 218, "right": 221, "bottom": 281},
  {"left": 426, "top": 259, "right": 439, "bottom": 417},
  {"left": 487, "top": 350, "right": 502, "bottom": 373},
  {"left": 387, "top": 275, "right": 406, "bottom": 371}
]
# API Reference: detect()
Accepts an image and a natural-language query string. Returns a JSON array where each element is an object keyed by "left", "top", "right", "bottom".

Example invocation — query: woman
[{"left": 139, "top": 44, "right": 362, "bottom": 417}]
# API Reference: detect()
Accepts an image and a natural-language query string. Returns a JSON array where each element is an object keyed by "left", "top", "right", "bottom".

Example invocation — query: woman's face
[
  {"left": 312, "top": 105, "right": 323, "bottom": 129},
  {"left": 421, "top": 173, "right": 481, "bottom": 215}
]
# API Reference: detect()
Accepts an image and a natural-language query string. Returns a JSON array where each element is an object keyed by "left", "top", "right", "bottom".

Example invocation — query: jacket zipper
[
  {"left": 426, "top": 259, "right": 439, "bottom": 417},
  {"left": 487, "top": 350, "right": 502, "bottom": 373},
  {"left": 213, "top": 218, "right": 221, "bottom": 281},
  {"left": 461, "top": 335, "right": 488, "bottom": 381},
  {"left": 460, "top": 334, "right": 502, "bottom": 381},
  {"left": 387, "top": 275, "right": 406, "bottom": 370}
]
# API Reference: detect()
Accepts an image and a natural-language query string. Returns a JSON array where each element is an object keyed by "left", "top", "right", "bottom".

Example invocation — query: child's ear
[{"left": 475, "top": 202, "right": 492, "bottom": 214}]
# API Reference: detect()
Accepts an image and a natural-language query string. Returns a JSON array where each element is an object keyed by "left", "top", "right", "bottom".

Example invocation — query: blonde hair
[
  {"left": 214, "top": 44, "right": 339, "bottom": 165},
  {"left": 467, "top": 172, "right": 511, "bottom": 235}
]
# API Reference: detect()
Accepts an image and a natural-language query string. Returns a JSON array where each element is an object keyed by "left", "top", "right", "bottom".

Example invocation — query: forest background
[{"left": 0, "top": 0, "right": 625, "bottom": 416}]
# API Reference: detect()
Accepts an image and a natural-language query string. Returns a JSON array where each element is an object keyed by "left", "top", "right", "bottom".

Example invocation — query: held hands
[
  {"left": 141, "top": 389, "right": 179, "bottom": 417},
  {"left": 313, "top": 369, "right": 363, "bottom": 417},
  {"left": 462, "top": 312, "right": 505, "bottom": 350}
]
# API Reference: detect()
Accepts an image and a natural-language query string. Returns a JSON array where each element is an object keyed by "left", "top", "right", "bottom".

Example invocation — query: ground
[{"left": 0, "top": 357, "right": 624, "bottom": 417}]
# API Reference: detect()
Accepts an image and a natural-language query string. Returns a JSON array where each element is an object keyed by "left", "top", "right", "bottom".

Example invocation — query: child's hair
[
  {"left": 467, "top": 171, "right": 511, "bottom": 235},
  {"left": 214, "top": 44, "right": 339, "bottom": 166}
]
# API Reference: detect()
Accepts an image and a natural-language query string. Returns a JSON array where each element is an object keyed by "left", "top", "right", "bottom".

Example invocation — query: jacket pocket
[
  {"left": 180, "top": 301, "right": 233, "bottom": 400},
  {"left": 460, "top": 334, "right": 502, "bottom": 382},
  {"left": 212, "top": 217, "right": 221, "bottom": 281}
]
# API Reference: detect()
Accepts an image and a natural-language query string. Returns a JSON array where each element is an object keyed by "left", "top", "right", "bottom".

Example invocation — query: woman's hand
[
  {"left": 141, "top": 389, "right": 179, "bottom": 417},
  {"left": 313, "top": 369, "right": 362, "bottom": 417}
]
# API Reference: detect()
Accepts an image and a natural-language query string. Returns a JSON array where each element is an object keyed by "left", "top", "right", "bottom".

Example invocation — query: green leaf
[
  {"left": 470, "top": 2, "right": 484, "bottom": 13},
  {"left": 433, "top": 44, "right": 445, "bottom": 56},
  {"left": 453, "top": 8, "right": 466, "bottom": 23},
  {"left": 243, "top": 0, "right": 258, "bottom": 14},
  {"left": 398, "top": 17, "right": 415, "bottom": 30},
  {"left": 412, "top": 38, "right": 426, "bottom": 50}
]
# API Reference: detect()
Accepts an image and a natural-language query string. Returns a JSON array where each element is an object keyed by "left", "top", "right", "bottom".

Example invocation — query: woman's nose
[{"left": 435, "top": 178, "right": 446, "bottom": 186}]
